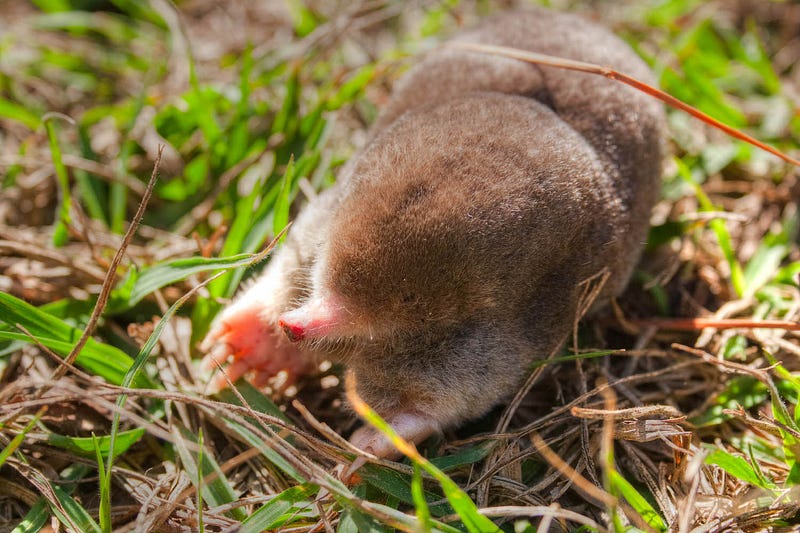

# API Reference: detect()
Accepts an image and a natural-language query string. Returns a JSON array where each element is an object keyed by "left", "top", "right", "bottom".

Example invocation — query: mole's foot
[
  {"left": 200, "top": 302, "right": 315, "bottom": 393},
  {"left": 348, "top": 411, "right": 440, "bottom": 460}
]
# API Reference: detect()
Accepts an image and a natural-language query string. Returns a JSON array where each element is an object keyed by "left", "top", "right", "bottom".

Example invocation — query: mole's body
[{"left": 201, "top": 8, "right": 665, "bottom": 457}]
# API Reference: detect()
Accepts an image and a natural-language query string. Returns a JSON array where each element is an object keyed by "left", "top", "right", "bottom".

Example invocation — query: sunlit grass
[{"left": 0, "top": 0, "right": 798, "bottom": 531}]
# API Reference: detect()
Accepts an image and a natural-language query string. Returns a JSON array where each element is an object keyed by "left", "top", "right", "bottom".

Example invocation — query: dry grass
[{"left": 1, "top": 0, "right": 799, "bottom": 531}]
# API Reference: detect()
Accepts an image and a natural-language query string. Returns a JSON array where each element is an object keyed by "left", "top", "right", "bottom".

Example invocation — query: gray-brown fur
[{"left": 205, "top": 7, "right": 665, "bottom": 454}]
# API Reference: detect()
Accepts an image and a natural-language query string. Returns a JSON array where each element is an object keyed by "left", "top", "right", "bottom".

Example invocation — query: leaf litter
[{"left": 0, "top": 0, "right": 799, "bottom": 531}]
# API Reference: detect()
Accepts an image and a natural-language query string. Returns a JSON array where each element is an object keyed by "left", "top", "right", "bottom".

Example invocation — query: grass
[{"left": 1, "top": 0, "right": 799, "bottom": 531}]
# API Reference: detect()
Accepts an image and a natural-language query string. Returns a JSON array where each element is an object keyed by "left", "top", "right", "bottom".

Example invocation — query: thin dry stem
[
  {"left": 60, "top": 145, "right": 164, "bottom": 375},
  {"left": 451, "top": 42, "right": 800, "bottom": 167}
]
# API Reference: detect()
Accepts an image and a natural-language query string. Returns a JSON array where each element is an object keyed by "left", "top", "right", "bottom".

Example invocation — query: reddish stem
[
  {"left": 633, "top": 317, "right": 800, "bottom": 331},
  {"left": 452, "top": 42, "right": 800, "bottom": 167}
]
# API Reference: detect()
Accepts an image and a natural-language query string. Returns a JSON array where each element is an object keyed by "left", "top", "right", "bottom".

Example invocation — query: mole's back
[{"left": 369, "top": 7, "right": 665, "bottom": 297}]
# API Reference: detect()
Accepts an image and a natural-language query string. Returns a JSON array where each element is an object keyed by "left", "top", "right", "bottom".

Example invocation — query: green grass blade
[
  {"left": 51, "top": 484, "right": 102, "bottom": 533},
  {"left": 108, "top": 0, "right": 167, "bottom": 28},
  {"left": 336, "top": 504, "right": 392, "bottom": 533},
  {"left": 0, "top": 291, "right": 152, "bottom": 387},
  {"left": 191, "top": 177, "right": 266, "bottom": 333},
  {"left": 429, "top": 442, "right": 495, "bottom": 471},
  {"left": 174, "top": 427, "right": 246, "bottom": 521},
  {"left": 197, "top": 428, "right": 205, "bottom": 533},
  {"left": 0, "top": 408, "right": 45, "bottom": 468},
  {"left": 239, "top": 484, "right": 317, "bottom": 533},
  {"left": 119, "top": 252, "right": 266, "bottom": 308},
  {"left": 742, "top": 209, "right": 797, "bottom": 297},
  {"left": 93, "top": 435, "right": 111, "bottom": 533},
  {"left": 411, "top": 463, "right": 433, "bottom": 532},
  {"left": 350, "top": 392, "right": 498, "bottom": 532},
  {"left": 192, "top": 215, "right": 281, "bottom": 340},
  {"left": 194, "top": 159, "right": 291, "bottom": 331},
  {"left": 273, "top": 155, "right": 295, "bottom": 241},
  {"left": 43, "top": 116, "right": 72, "bottom": 247},
  {"left": 284, "top": 0, "right": 320, "bottom": 37},
  {"left": 358, "top": 464, "right": 452, "bottom": 517},
  {"left": 215, "top": 380, "right": 291, "bottom": 423},
  {"left": 185, "top": 87, "right": 222, "bottom": 149},
  {"left": 746, "top": 444, "right": 774, "bottom": 490},
  {"left": 327, "top": 64, "right": 377, "bottom": 110},
  {"left": 210, "top": 176, "right": 269, "bottom": 297},
  {"left": 75, "top": 124, "right": 109, "bottom": 224},
  {"left": 675, "top": 157, "right": 745, "bottom": 296},
  {"left": 726, "top": 24, "right": 781, "bottom": 95},
  {"left": 11, "top": 464, "right": 93, "bottom": 533},
  {"left": 10, "top": 499, "right": 48, "bottom": 533},
  {"left": 358, "top": 500, "right": 464, "bottom": 533},
  {"left": 0, "top": 331, "right": 145, "bottom": 386},
  {"left": 607, "top": 469, "right": 667, "bottom": 531},
  {"left": 105, "top": 267, "right": 216, "bottom": 504},
  {"left": 775, "top": 261, "right": 800, "bottom": 285},
  {"left": 48, "top": 428, "right": 145, "bottom": 458},
  {"left": 222, "top": 44, "right": 253, "bottom": 169},
  {"left": 0, "top": 97, "right": 41, "bottom": 130},
  {"left": 759, "top": 355, "right": 799, "bottom": 436},
  {"left": 426, "top": 470, "right": 496, "bottom": 530},
  {"left": 219, "top": 417, "right": 304, "bottom": 483},
  {"left": 212, "top": 382, "right": 306, "bottom": 481},
  {"left": 109, "top": 141, "right": 133, "bottom": 234},
  {"left": 272, "top": 66, "right": 300, "bottom": 138},
  {"left": 33, "top": 10, "right": 138, "bottom": 40},
  {"left": 0, "top": 291, "right": 82, "bottom": 341},
  {"left": 705, "top": 448, "right": 777, "bottom": 489},
  {"left": 709, "top": 217, "right": 745, "bottom": 296},
  {"left": 529, "top": 349, "right": 617, "bottom": 370},
  {"left": 690, "top": 376, "right": 768, "bottom": 427},
  {"left": 787, "top": 462, "right": 800, "bottom": 486},
  {"left": 109, "top": 78, "right": 148, "bottom": 233}
]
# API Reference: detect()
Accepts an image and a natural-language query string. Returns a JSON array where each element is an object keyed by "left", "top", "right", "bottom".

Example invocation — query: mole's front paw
[{"left": 200, "top": 302, "right": 315, "bottom": 393}]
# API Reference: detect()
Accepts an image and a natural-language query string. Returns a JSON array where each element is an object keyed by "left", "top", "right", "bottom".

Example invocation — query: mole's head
[
  {"left": 277, "top": 92, "right": 574, "bottom": 348},
  {"left": 280, "top": 146, "right": 488, "bottom": 344},
  {"left": 278, "top": 97, "right": 532, "bottom": 345},
  {"left": 323, "top": 182, "right": 478, "bottom": 338}
]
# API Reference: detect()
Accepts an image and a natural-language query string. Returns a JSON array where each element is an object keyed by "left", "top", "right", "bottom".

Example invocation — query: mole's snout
[
  {"left": 278, "top": 294, "right": 349, "bottom": 342},
  {"left": 279, "top": 319, "right": 306, "bottom": 342}
]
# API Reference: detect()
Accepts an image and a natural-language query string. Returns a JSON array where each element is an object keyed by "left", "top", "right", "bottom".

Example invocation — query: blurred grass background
[{"left": 0, "top": 0, "right": 799, "bottom": 531}]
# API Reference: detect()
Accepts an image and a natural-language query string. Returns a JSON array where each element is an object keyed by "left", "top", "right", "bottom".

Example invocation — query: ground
[{"left": 0, "top": 0, "right": 799, "bottom": 531}]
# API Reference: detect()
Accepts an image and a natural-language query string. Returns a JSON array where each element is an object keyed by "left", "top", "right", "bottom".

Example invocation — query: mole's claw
[
  {"left": 199, "top": 300, "right": 316, "bottom": 393},
  {"left": 199, "top": 342, "right": 231, "bottom": 373},
  {"left": 199, "top": 321, "right": 230, "bottom": 352}
]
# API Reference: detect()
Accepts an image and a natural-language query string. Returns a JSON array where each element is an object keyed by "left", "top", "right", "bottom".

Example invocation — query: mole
[{"left": 200, "top": 7, "right": 666, "bottom": 459}]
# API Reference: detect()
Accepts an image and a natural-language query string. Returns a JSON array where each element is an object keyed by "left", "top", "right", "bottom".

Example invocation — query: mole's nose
[
  {"left": 278, "top": 318, "right": 306, "bottom": 342},
  {"left": 277, "top": 294, "right": 347, "bottom": 342}
]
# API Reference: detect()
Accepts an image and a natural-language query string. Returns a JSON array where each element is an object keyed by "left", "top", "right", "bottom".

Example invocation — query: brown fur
[{"left": 205, "top": 7, "right": 666, "bottom": 451}]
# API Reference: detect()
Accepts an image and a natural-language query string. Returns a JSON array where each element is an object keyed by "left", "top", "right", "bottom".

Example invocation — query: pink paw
[
  {"left": 349, "top": 411, "right": 440, "bottom": 460},
  {"left": 200, "top": 302, "right": 315, "bottom": 393}
]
